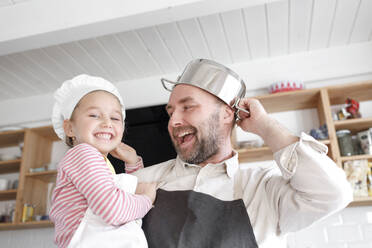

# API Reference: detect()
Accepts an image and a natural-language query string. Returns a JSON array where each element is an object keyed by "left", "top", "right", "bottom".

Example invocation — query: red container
[{"left": 269, "top": 81, "right": 305, "bottom": 94}]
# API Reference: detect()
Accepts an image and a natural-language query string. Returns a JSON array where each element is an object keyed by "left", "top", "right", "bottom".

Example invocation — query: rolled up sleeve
[{"left": 269, "top": 132, "right": 353, "bottom": 234}]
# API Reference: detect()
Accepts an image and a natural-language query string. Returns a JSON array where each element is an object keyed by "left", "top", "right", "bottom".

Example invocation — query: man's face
[{"left": 166, "top": 84, "right": 223, "bottom": 164}]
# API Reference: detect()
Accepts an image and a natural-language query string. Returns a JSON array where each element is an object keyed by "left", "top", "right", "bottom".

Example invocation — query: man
[{"left": 134, "top": 59, "right": 352, "bottom": 248}]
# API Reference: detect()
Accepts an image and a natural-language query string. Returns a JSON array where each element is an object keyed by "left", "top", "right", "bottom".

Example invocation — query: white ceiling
[
  {"left": 0, "top": 0, "right": 371, "bottom": 101},
  {"left": 0, "top": 0, "right": 29, "bottom": 7}
]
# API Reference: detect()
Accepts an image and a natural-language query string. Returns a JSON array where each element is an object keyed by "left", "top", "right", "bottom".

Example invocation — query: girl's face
[{"left": 64, "top": 91, "right": 124, "bottom": 156}]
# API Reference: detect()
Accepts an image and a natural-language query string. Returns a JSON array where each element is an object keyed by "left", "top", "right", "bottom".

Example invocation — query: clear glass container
[{"left": 336, "top": 129, "right": 354, "bottom": 156}]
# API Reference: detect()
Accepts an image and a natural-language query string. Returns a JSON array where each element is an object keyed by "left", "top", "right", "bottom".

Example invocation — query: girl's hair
[
  {"left": 65, "top": 136, "right": 74, "bottom": 148},
  {"left": 65, "top": 112, "right": 76, "bottom": 148}
]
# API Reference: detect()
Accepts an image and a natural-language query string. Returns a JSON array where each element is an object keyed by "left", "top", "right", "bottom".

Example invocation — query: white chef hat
[{"left": 52, "top": 74, "right": 125, "bottom": 141}]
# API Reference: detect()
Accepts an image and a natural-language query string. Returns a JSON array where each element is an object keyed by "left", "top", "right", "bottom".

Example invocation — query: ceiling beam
[
  {"left": 0, "top": 0, "right": 282, "bottom": 56},
  {"left": 229, "top": 42, "right": 372, "bottom": 91},
  {"left": 1, "top": 42, "right": 371, "bottom": 127}
]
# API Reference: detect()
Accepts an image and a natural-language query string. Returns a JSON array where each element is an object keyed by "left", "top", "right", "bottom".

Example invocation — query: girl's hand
[
  {"left": 110, "top": 142, "right": 139, "bottom": 164},
  {"left": 136, "top": 182, "right": 157, "bottom": 204}
]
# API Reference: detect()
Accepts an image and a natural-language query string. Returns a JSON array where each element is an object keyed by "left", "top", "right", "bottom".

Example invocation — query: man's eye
[{"left": 184, "top": 105, "right": 194, "bottom": 110}]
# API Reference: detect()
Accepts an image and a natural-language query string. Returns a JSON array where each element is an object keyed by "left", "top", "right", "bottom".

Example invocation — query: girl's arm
[
  {"left": 63, "top": 143, "right": 152, "bottom": 226},
  {"left": 125, "top": 157, "right": 144, "bottom": 173},
  {"left": 110, "top": 142, "right": 144, "bottom": 173}
]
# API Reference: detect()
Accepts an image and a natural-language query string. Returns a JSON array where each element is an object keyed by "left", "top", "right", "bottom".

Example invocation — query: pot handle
[{"left": 161, "top": 78, "right": 177, "bottom": 92}]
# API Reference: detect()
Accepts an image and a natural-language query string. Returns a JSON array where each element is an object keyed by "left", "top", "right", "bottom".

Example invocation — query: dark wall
[{"left": 109, "top": 104, "right": 177, "bottom": 173}]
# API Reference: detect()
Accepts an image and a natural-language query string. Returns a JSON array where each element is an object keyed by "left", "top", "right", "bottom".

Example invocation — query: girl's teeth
[{"left": 96, "top": 133, "right": 111, "bottom": 140}]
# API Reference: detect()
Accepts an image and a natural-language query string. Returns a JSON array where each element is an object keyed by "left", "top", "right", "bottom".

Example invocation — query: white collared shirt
[{"left": 134, "top": 133, "right": 352, "bottom": 247}]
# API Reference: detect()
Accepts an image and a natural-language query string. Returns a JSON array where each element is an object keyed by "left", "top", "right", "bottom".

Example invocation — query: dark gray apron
[{"left": 142, "top": 171, "right": 258, "bottom": 248}]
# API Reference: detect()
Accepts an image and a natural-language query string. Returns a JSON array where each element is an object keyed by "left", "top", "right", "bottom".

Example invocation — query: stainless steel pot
[{"left": 161, "top": 59, "right": 249, "bottom": 119}]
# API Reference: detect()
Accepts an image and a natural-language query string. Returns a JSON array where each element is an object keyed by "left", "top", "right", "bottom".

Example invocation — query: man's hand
[
  {"left": 136, "top": 182, "right": 157, "bottom": 204},
  {"left": 236, "top": 98, "right": 269, "bottom": 136},
  {"left": 236, "top": 98, "right": 298, "bottom": 153},
  {"left": 110, "top": 142, "right": 139, "bottom": 164}
]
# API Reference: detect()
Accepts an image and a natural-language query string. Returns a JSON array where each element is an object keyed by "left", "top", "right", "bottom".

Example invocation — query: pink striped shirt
[{"left": 50, "top": 143, "right": 152, "bottom": 248}]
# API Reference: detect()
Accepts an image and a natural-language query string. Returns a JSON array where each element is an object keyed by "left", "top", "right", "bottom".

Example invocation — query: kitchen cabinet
[{"left": 234, "top": 80, "right": 372, "bottom": 207}]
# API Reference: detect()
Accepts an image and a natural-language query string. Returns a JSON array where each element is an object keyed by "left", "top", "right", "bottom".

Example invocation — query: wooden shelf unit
[
  {"left": 0, "top": 129, "right": 24, "bottom": 148},
  {"left": 237, "top": 140, "right": 331, "bottom": 163},
  {"left": 0, "top": 159, "right": 21, "bottom": 174},
  {"left": 348, "top": 196, "right": 372, "bottom": 207},
  {"left": 341, "top": 154, "right": 372, "bottom": 162},
  {"left": 235, "top": 80, "right": 372, "bottom": 207},
  {"left": 25, "top": 170, "right": 57, "bottom": 183},
  {"left": 237, "top": 146, "right": 272, "bottom": 162},
  {"left": 334, "top": 117, "right": 372, "bottom": 133},
  {"left": 0, "top": 189, "right": 17, "bottom": 201},
  {"left": 0, "top": 220, "right": 53, "bottom": 231},
  {"left": 256, "top": 88, "right": 321, "bottom": 113},
  {"left": 0, "top": 126, "right": 58, "bottom": 229}
]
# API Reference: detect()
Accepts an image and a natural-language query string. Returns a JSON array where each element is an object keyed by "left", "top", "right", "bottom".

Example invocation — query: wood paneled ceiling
[{"left": 0, "top": 0, "right": 371, "bottom": 101}]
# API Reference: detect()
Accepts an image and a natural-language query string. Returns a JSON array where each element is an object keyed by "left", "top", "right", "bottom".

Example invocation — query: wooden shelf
[
  {"left": 348, "top": 196, "right": 372, "bottom": 207},
  {"left": 25, "top": 170, "right": 57, "bottom": 183},
  {"left": 29, "top": 126, "right": 59, "bottom": 141},
  {"left": 0, "top": 129, "right": 24, "bottom": 148},
  {"left": 334, "top": 117, "right": 372, "bottom": 133},
  {"left": 237, "top": 139, "right": 330, "bottom": 163},
  {"left": 0, "top": 189, "right": 17, "bottom": 201},
  {"left": 327, "top": 80, "right": 372, "bottom": 105},
  {"left": 319, "top": 139, "right": 331, "bottom": 145},
  {"left": 0, "top": 159, "right": 21, "bottom": 174},
  {"left": 256, "top": 88, "right": 320, "bottom": 113},
  {"left": 341, "top": 154, "right": 372, "bottom": 162},
  {"left": 238, "top": 146, "right": 273, "bottom": 162},
  {"left": 0, "top": 220, "right": 53, "bottom": 230},
  {"left": 0, "top": 222, "right": 15, "bottom": 228}
]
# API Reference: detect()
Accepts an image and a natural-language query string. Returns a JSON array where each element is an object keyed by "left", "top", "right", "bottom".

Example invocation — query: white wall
[
  {"left": 287, "top": 206, "right": 372, "bottom": 248},
  {"left": 0, "top": 228, "right": 55, "bottom": 248}
]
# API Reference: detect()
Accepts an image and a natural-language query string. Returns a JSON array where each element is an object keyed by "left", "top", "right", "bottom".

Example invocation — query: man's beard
[{"left": 172, "top": 110, "right": 221, "bottom": 165}]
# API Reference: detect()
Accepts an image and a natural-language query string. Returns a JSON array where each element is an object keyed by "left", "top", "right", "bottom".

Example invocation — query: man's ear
[
  {"left": 63, "top": 120, "right": 74, "bottom": 138},
  {"left": 222, "top": 105, "right": 235, "bottom": 124}
]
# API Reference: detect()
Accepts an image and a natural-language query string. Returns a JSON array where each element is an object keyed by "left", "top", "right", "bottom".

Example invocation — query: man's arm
[
  {"left": 236, "top": 98, "right": 298, "bottom": 152},
  {"left": 237, "top": 98, "right": 353, "bottom": 233}
]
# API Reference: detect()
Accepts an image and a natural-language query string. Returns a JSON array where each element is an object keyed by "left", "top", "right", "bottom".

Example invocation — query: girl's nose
[{"left": 101, "top": 116, "right": 113, "bottom": 128}]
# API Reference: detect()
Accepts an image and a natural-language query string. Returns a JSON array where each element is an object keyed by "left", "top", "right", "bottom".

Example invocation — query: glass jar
[{"left": 336, "top": 129, "right": 354, "bottom": 156}]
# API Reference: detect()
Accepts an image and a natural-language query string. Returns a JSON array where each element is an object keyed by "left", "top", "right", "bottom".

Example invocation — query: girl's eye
[
  {"left": 89, "top": 114, "right": 99, "bottom": 118},
  {"left": 111, "top": 117, "right": 121, "bottom": 121}
]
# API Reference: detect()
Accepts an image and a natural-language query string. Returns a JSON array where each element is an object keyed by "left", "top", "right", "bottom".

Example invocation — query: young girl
[{"left": 50, "top": 74, "right": 156, "bottom": 248}]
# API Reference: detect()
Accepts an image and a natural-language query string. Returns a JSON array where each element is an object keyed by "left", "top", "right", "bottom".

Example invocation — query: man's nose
[{"left": 168, "top": 111, "right": 183, "bottom": 127}]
